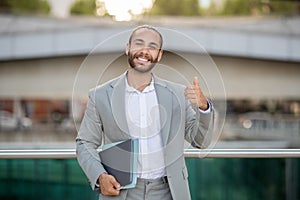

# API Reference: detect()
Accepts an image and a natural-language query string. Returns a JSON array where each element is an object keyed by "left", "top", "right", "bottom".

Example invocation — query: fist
[
  {"left": 98, "top": 173, "right": 121, "bottom": 196},
  {"left": 184, "top": 76, "right": 208, "bottom": 111}
]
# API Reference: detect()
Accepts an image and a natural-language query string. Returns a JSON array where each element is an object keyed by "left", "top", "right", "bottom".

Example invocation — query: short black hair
[{"left": 128, "top": 25, "right": 163, "bottom": 49}]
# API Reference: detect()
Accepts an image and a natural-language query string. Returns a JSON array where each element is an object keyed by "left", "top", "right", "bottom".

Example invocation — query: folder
[{"left": 99, "top": 138, "right": 139, "bottom": 189}]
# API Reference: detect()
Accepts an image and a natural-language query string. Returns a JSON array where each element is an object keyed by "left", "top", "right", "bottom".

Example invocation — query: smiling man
[{"left": 76, "top": 25, "right": 216, "bottom": 200}]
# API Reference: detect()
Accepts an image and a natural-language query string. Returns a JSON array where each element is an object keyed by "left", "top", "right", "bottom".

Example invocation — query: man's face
[{"left": 126, "top": 28, "right": 163, "bottom": 73}]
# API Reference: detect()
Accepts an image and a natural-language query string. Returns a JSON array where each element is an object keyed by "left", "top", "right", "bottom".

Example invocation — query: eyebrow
[
  {"left": 133, "top": 39, "right": 144, "bottom": 43},
  {"left": 149, "top": 42, "right": 160, "bottom": 48}
]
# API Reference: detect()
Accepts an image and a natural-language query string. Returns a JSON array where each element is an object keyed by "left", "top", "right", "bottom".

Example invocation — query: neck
[{"left": 127, "top": 69, "right": 152, "bottom": 92}]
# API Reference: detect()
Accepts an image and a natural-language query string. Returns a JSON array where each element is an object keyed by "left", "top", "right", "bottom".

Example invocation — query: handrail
[{"left": 0, "top": 149, "right": 300, "bottom": 159}]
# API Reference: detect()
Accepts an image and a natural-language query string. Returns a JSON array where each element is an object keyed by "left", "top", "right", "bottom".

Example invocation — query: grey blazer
[{"left": 76, "top": 73, "right": 215, "bottom": 200}]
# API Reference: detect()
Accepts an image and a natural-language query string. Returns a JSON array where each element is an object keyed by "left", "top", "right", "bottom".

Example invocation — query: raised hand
[{"left": 184, "top": 76, "right": 208, "bottom": 111}]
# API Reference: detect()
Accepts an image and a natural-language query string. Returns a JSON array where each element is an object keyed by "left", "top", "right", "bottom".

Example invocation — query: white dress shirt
[{"left": 125, "top": 77, "right": 166, "bottom": 179}]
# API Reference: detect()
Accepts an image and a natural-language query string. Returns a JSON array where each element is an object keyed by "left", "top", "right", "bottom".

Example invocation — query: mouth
[
  {"left": 133, "top": 51, "right": 153, "bottom": 63},
  {"left": 136, "top": 56, "right": 150, "bottom": 62},
  {"left": 128, "top": 51, "right": 157, "bottom": 72}
]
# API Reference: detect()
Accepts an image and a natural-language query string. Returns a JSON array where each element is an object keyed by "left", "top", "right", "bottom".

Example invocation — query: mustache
[{"left": 133, "top": 52, "right": 154, "bottom": 63}]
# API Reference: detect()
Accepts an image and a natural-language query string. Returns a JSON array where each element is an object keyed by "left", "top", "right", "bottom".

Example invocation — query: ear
[
  {"left": 157, "top": 49, "right": 163, "bottom": 62},
  {"left": 126, "top": 43, "right": 130, "bottom": 55}
]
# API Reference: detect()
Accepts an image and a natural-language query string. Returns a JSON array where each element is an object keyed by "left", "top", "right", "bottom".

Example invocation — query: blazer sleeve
[
  {"left": 76, "top": 90, "right": 106, "bottom": 192},
  {"left": 184, "top": 99, "right": 215, "bottom": 149}
]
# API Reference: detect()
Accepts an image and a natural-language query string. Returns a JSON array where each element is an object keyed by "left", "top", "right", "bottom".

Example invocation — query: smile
[{"left": 137, "top": 57, "right": 150, "bottom": 62}]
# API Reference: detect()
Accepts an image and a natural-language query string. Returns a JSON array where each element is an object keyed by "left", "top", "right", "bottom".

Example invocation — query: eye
[
  {"left": 134, "top": 42, "right": 143, "bottom": 46},
  {"left": 149, "top": 46, "right": 157, "bottom": 50}
]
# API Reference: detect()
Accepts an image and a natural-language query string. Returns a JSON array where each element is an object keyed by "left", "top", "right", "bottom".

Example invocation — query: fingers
[
  {"left": 185, "top": 77, "right": 208, "bottom": 110},
  {"left": 185, "top": 76, "right": 201, "bottom": 97},
  {"left": 184, "top": 86, "right": 196, "bottom": 97},
  {"left": 184, "top": 86, "right": 199, "bottom": 105},
  {"left": 184, "top": 84, "right": 198, "bottom": 97},
  {"left": 193, "top": 76, "right": 199, "bottom": 87},
  {"left": 99, "top": 174, "right": 121, "bottom": 196},
  {"left": 112, "top": 179, "right": 121, "bottom": 190},
  {"left": 185, "top": 76, "right": 200, "bottom": 96}
]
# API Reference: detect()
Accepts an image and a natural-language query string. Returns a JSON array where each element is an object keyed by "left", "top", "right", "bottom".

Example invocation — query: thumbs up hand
[{"left": 184, "top": 76, "right": 208, "bottom": 111}]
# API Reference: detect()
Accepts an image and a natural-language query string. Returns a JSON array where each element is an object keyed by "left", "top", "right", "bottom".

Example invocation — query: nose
[
  {"left": 140, "top": 46, "right": 150, "bottom": 52},
  {"left": 139, "top": 47, "right": 151, "bottom": 55}
]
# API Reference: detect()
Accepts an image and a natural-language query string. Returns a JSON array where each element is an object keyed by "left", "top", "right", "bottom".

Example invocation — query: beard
[{"left": 128, "top": 50, "right": 159, "bottom": 73}]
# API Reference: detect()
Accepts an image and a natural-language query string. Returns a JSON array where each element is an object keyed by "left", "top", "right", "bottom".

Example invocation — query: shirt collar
[{"left": 125, "top": 75, "right": 155, "bottom": 93}]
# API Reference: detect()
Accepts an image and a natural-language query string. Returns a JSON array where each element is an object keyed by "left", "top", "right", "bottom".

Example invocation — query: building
[{"left": 0, "top": 15, "right": 299, "bottom": 147}]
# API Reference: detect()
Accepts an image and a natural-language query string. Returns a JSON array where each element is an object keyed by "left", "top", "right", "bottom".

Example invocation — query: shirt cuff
[{"left": 198, "top": 100, "right": 212, "bottom": 114}]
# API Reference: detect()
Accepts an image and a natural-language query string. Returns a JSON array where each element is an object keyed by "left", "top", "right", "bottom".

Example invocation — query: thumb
[
  {"left": 111, "top": 179, "right": 121, "bottom": 189},
  {"left": 193, "top": 76, "right": 199, "bottom": 87}
]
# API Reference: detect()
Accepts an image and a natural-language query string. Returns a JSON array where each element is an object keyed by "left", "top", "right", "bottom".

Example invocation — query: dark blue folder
[{"left": 99, "top": 139, "right": 138, "bottom": 189}]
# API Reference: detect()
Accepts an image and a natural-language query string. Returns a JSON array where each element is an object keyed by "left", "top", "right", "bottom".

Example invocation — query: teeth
[{"left": 137, "top": 57, "right": 149, "bottom": 62}]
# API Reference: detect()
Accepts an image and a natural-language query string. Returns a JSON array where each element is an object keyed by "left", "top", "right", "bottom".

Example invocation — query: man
[{"left": 76, "top": 25, "right": 216, "bottom": 200}]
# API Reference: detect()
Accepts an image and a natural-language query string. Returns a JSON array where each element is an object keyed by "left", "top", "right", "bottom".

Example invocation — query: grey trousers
[
  {"left": 126, "top": 177, "right": 173, "bottom": 200},
  {"left": 100, "top": 177, "right": 173, "bottom": 200}
]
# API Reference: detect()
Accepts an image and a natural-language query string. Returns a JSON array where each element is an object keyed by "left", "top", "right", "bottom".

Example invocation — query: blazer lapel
[
  {"left": 154, "top": 76, "right": 173, "bottom": 146},
  {"left": 106, "top": 73, "right": 130, "bottom": 138}
]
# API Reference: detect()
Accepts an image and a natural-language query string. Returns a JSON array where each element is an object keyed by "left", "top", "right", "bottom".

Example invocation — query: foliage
[
  {"left": 6, "top": 0, "right": 50, "bottom": 15},
  {"left": 70, "top": 0, "right": 96, "bottom": 15},
  {"left": 220, "top": 0, "right": 260, "bottom": 16},
  {"left": 149, "top": 0, "right": 201, "bottom": 16},
  {"left": 148, "top": 0, "right": 297, "bottom": 17},
  {"left": 219, "top": 0, "right": 297, "bottom": 16},
  {"left": 268, "top": 0, "right": 296, "bottom": 16},
  {"left": 0, "top": 0, "right": 10, "bottom": 13}
]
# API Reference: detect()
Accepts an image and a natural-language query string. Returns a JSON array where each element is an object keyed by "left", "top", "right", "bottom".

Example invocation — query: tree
[
  {"left": 219, "top": 0, "right": 297, "bottom": 16},
  {"left": 2, "top": 0, "right": 50, "bottom": 15},
  {"left": 149, "top": 0, "right": 201, "bottom": 16},
  {"left": 267, "top": 0, "right": 296, "bottom": 16},
  {"left": 70, "top": 0, "right": 96, "bottom": 15},
  {"left": 0, "top": 0, "right": 10, "bottom": 13},
  {"left": 220, "top": 0, "right": 258, "bottom": 16}
]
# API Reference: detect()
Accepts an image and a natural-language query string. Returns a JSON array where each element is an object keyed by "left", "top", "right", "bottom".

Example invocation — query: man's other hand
[
  {"left": 98, "top": 173, "right": 121, "bottom": 196},
  {"left": 184, "top": 76, "right": 208, "bottom": 111}
]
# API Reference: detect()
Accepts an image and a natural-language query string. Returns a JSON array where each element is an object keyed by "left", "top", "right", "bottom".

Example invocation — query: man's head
[{"left": 126, "top": 25, "right": 163, "bottom": 73}]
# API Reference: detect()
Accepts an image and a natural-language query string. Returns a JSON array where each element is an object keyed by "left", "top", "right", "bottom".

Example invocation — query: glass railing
[{"left": 0, "top": 149, "right": 299, "bottom": 200}]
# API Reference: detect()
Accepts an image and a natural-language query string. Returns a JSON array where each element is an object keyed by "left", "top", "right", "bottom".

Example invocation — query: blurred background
[
  {"left": 0, "top": 0, "right": 299, "bottom": 149},
  {"left": 0, "top": 0, "right": 299, "bottom": 199}
]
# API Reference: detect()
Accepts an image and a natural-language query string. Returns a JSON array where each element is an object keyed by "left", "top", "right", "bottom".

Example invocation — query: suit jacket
[{"left": 76, "top": 72, "right": 215, "bottom": 200}]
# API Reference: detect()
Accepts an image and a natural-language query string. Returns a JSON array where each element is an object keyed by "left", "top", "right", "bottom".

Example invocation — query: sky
[
  {"left": 98, "top": 0, "right": 212, "bottom": 21},
  {"left": 97, "top": 0, "right": 154, "bottom": 21},
  {"left": 48, "top": 0, "right": 212, "bottom": 21}
]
